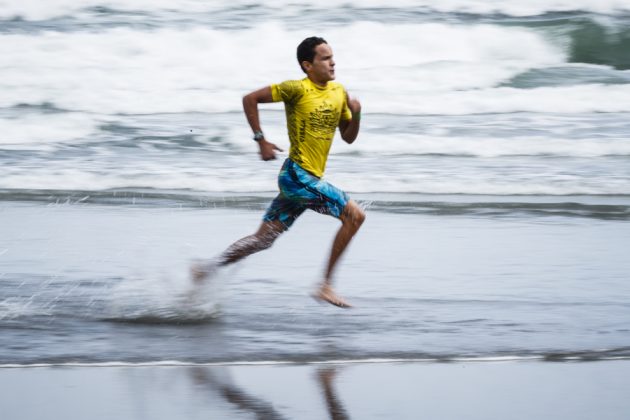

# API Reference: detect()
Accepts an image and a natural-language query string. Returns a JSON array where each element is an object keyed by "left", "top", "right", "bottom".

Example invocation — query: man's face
[{"left": 306, "top": 43, "right": 335, "bottom": 83}]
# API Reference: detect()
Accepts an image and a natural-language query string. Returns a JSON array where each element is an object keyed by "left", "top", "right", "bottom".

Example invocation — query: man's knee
[{"left": 342, "top": 201, "right": 365, "bottom": 229}]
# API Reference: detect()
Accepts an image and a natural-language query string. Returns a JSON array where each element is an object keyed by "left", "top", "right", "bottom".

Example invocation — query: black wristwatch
[{"left": 253, "top": 131, "right": 265, "bottom": 142}]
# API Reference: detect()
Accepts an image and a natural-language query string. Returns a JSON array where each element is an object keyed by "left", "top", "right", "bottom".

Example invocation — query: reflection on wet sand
[
  {"left": 190, "top": 365, "right": 351, "bottom": 419},
  {"left": 191, "top": 367, "right": 288, "bottom": 419},
  {"left": 5, "top": 361, "right": 630, "bottom": 420},
  {"left": 317, "top": 367, "right": 351, "bottom": 420}
]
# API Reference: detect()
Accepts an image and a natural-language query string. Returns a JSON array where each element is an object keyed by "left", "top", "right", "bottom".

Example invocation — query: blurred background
[{"left": 2, "top": 1, "right": 630, "bottom": 419}]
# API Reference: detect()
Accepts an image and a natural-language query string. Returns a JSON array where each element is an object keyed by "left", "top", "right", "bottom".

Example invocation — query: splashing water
[{"left": 105, "top": 262, "right": 223, "bottom": 324}]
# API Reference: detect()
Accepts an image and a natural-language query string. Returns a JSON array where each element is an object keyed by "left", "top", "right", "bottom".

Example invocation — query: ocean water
[{"left": 1, "top": 0, "right": 630, "bottom": 366}]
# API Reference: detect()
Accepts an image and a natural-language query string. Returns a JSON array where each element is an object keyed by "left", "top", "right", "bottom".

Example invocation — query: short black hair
[{"left": 297, "top": 36, "right": 327, "bottom": 74}]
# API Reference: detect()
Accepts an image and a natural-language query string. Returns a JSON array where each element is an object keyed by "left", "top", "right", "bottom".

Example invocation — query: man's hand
[
  {"left": 346, "top": 92, "right": 361, "bottom": 116},
  {"left": 258, "top": 139, "right": 283, "bottom": 161},
  {"left": 339, "top": 92, "right": 362, "bottom": 144}
]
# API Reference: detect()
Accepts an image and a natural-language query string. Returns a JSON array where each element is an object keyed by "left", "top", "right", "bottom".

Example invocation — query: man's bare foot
[{"left": 312, "top": 284, "right": 353, "bottom": 308}]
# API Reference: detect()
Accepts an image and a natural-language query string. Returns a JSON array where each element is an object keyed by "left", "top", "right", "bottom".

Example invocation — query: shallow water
[{"left": 2, "top": 202, "right": 629, "bottom": 365}]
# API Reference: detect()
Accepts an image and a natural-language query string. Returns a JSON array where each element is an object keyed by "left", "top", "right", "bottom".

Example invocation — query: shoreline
[{"left": 2, "top": 351, "right": 630, "bottom": 369}]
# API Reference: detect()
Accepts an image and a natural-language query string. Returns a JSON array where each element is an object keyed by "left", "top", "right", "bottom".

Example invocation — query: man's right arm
[{"left": 242, "top": 87, "right": 282, "bottom": 161}]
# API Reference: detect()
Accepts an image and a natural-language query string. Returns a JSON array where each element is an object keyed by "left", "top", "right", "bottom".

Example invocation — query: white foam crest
[
  {"left": 0, "top": 22, "right": 565, "bottom": 115},
  {"left": 2, "top": 155, "right": 628, "bottom": 195},
  {"left": 335, "top": 22, "right": 563, "bottom": 92},
  {"left": 0, "top": 25, "right": 295, "bottom": 114},
  {"left": 331, "top": 134, "right": 630, "bottom": 158},
  {"left": 333, "top": 173, "right": 630, "bottom": 195},
  {"left": 1, "top": 0, "right": 629, "bottom": 21},
  {"left": 0, "top": 163, "right": 278, "bottom": 192},
  {"left": 359, "top": 84, "right": 630, "bottom": 115},
  {"left": 0, "top": 113, "right": 99, "bottom": 149}
]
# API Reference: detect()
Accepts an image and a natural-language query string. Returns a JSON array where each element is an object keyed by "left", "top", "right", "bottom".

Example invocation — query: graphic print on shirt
[{"left": 309, "top": 101, "right": 339, "bottom": 139}]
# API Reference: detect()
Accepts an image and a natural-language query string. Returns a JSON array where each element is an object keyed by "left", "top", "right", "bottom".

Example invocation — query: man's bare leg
[
  {"left": 220, "top": 220, "right": 285, "bottom": 265},
  {"left": 191, "top": 220, "right": 285, "bottom": 282},
  {"left": 314, "top": 200, "right": 365, "bottom": 308}
]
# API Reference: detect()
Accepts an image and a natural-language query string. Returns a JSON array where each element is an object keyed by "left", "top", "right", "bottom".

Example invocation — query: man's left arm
[{"left": 339, "top": 93, "right": 361, "bottom": 144}]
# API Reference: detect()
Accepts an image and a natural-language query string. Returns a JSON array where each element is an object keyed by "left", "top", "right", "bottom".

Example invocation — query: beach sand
[{"left": 3, "top": 360, "right": 630, "bottom": 420}]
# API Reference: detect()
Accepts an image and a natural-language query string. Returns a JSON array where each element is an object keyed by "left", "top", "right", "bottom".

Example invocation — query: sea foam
[{"left": 0, "top": 22, "right": 591, "bottom": 116}]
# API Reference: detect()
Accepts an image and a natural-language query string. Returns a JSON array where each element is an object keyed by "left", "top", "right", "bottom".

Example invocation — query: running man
[{"left": 194, "top": 36, "right": 364, "bottom": 308}]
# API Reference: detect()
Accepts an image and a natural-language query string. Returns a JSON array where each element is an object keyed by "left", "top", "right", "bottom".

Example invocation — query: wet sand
[{"left": 3, "top": 360, "right": 630, "bottom": 420}]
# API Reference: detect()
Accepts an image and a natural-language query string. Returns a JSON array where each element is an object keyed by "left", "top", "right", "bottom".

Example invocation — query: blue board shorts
[{"left": 263, "top": 159, "right": 349, "bottom": 230}]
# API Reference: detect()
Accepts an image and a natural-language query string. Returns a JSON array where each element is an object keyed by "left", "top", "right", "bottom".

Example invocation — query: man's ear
[{"left": 301, "top": 61, "right": 312, "bottom": 72}]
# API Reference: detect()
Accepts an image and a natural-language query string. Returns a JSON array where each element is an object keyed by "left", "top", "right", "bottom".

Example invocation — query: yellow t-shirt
[{"left": 271, "top": 78, "right": 352, "bottom": 178}]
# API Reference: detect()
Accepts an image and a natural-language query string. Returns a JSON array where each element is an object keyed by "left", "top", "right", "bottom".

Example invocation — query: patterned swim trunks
[{"left": 263, "top": 159, "right": 349, "bottom": 230}]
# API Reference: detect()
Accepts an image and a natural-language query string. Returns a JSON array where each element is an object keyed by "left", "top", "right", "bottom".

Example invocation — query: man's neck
[{"left": 308, "top": 76, "right": 328, "bottom": 88}]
